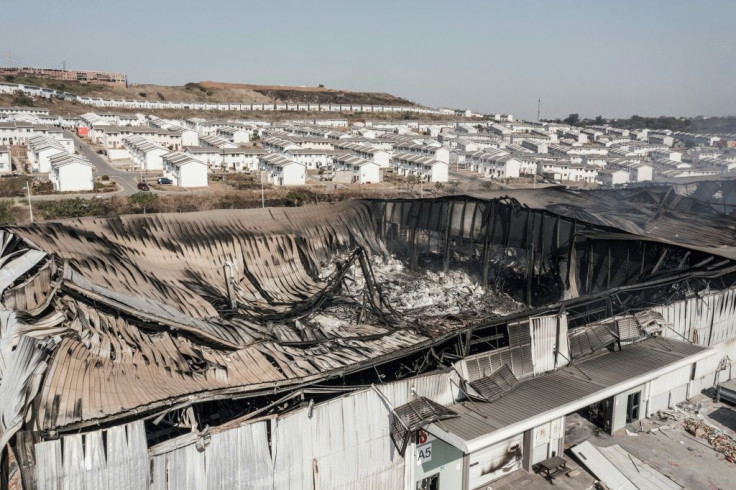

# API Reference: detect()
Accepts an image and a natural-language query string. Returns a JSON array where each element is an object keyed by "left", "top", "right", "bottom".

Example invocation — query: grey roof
[{"left": 436, "top": 338, "right": 707, "bottom": 444}]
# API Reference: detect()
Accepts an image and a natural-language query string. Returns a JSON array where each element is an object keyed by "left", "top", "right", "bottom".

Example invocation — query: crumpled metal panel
[
  {"left": 0, "top": 249, "right": 46, "bottom": 295},
  {"left": 0, "top": 335, "right": 53, "bottom": 454}
]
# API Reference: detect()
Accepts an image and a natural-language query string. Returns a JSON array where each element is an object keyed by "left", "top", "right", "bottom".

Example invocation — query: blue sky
[{"left": 3, "top": 0, "right": 735, "bottom": 119}]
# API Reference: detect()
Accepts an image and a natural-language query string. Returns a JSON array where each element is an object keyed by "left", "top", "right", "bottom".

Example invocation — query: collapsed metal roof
[{"left": 0, "top": 187, "right": 735, "bottom": 439}]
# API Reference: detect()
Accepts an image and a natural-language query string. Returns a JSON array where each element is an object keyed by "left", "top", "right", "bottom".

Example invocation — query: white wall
[
  {"left": 54, "top": 163, "right": 93, "bottom": 192},
  {"left": 280, "top": 163, "right": 305, "bottom": 186},
  {"left": 178, "top": 162, "right": 208, "bottom": 187},
  {"left": 0, "top": 151, "right": 10, "bottom": 174}
]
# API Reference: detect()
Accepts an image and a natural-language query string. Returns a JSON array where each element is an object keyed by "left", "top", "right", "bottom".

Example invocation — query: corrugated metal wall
[
  {"left": 149, "top": 422, "right": 273, "bottom": 490},
  {"left": 655, "top": 287, "right": 736, "bottom": 346},
  {"left": 530, "top": 315, "right": 569, "bottom": 375},
  {"left": 35, "top": 421, "right": 149, "bottom": 490},
  {"left": 145, "top": 372, "right": 458, "bottom": 490}
]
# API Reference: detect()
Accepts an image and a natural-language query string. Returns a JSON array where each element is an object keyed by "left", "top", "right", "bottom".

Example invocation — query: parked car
[
  {"left": 137, "top": 182, "right": 150, "bottom": 191},
  {"left": 157, "top": 177, "right": 173, "bottom": 185}
]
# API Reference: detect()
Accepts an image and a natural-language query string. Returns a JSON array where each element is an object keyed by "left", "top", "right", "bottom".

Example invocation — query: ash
[{"left": 322, "top": 255, "right": 523, "bottom": 322}]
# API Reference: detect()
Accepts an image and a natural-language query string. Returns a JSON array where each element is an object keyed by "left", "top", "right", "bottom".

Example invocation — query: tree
[
  {"left": 129, "top": 192, "right": 157, "bottom": 214},
  {"left": 563, "top": 113, "right": 580, "bottom": 126},
  {"left": 284, "top": 191, "right": 307, "bottom": 207},
  {"left": 594, "top": 115, "right": 604, "bottom": 125}
]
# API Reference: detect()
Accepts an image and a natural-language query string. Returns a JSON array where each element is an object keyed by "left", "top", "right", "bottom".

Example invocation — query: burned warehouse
[{"left": 1, "top": 185, "right": 736, "bottom": 489}]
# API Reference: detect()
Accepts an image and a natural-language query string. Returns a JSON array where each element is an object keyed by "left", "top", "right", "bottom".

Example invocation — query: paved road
[{"left": 64, "top": 130, "right": 141, "bottom": 196}]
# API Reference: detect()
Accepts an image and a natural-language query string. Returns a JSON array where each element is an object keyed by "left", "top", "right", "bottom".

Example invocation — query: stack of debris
[{"left": 684, "top": 418, "right": 736, "bottom": 463}]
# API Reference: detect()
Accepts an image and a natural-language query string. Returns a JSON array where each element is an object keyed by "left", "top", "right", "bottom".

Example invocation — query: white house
[
  {"left": 162, "top": 152, "right": 209, "bottom": 187},
  {"left": 568, "top": 164, "right": 599, "bottom": 183},
  {"left": 598, "top": 169, "right": 630, "bottom": 187},
  {"left": 217, "top": 126, "right": 251, "bottom": 144},
  {"left": 123, "top": 136, "right": 169, "bottom": 171},
  {"left": 200, "top": 134, "right": 238, "bottom": 149},
  {"left": 333, "top": 153, "right": 382, "bottom": 184},
  {"left": 222, "top": 148, "right": 268, "bottom": 172},
  {"left": 27, "top": 136, "right": 71, "bottom": 173},
  {"left": 285, "top": 148, "right": 333, "bottom": 169},
  {"left": 333, "top": 142, "right": 392, "bottom": 168},
  {"left": 648, "top": 134, "right": 674, "bottom": 147},
  {"left": 392, "top": 152, "right": 449, "bottom": 183},
  {"left": 651, "top": 150, "right": 682, "bottom": 162},
  {"left": 259, "top": 153, "right": 306, "bottom": 186},
  {"left": 0, "top": 145, "right": 10, "bottom": 174},
  {"left": 394, "top": 142, "right": 450, "bottom": 164},
  {"left": 262, "top": 136, "right": 300, "bottom": 153},
  {"left": 466, "top": 150, "right": 521, "bottom": 179},
  {"left": 185, "top": 146, "right": 225, "bottom": 170},
  {"left": 49, "top": 155, "right": 94, "bottom": 192},
  {"left": 629, "top": 163, "right": 653, "bottom": 182}
]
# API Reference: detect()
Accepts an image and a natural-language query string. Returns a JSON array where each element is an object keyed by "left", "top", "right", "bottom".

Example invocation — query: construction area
[{"left": 1, "top": 185, "right": 736, "bottom": 489}]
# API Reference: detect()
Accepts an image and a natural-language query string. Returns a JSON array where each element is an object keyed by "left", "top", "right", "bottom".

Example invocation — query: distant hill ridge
[{"left": 1, "top": 74, "right": 420, "bottom": 107}]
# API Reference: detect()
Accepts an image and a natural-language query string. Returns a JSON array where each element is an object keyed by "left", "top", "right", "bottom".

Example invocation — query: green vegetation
[
  {"left": 563, "top": 113, "right": 580, "bottom": 126},
  {"left": 546, "top": 113, "right": 736, "bottom": 134},
  {"left": 0, "top": 176, "right": 32, "bottom": 197},
  {"left": 0, "top": 200, "right": 15, "bottom": 225},
  {"left": 27, "top": 186, "right": 396, "bottom": 222},
  {"left": 184, "top": 82, "right": 207, "bottom": 92},
  {"left": 284, "top": 191, "right": 308, "bottom": 207},
  {"left": 35, "top": 198, "right": 106, "bottom": 220},
  {"left": 12, "top": 93, "right": 34, "bottom": 106},
  {"left": 129, "top": 192, "right": 157, "bottom": 213}
]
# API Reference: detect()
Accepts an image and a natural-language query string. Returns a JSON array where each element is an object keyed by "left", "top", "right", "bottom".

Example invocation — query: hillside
[
  {"left": 2, "top": 75, "right": 420, "bottom": 107},
  {"left": 0, "top": 93, "right": 459, "bottom": 122}
]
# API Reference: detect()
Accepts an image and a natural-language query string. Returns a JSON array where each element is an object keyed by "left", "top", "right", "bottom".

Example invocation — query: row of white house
[
  {"left": 0, "top": 121, "right": 65, "bottom": 146},
  {"left": 1, "top": 81, "right": 455, "bottom": 114},
  {"left": 88, "top": 125, "right": 198, "bottom": 150},
  {"left": 24, "top": 135, "right": 93, "bottom": 191}
]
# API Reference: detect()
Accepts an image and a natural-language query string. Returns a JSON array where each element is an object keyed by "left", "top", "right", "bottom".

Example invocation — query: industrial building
[{"left": 0, "top": 184, "right": 735, "bottom": 488}]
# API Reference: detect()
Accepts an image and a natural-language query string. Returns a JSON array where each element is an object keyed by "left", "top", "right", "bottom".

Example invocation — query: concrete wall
[
  {"left": 55, "top": 163, "right": 93, "bottom": 192},
  {"left": 611, "top": 383, "right": 647, "bottom": 433},
  {"left": 179, "top": 162, "right": 208, "bottom": 188}
]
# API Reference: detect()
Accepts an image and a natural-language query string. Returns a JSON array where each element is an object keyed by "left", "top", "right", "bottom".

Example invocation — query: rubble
[{"left": 684, "top": 418, "right": 736, "bottom": 463}]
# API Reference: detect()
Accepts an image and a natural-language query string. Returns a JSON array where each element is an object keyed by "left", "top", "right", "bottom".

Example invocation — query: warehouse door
[{"left": 626, "top": 391, "right": 641, "bottom": 424}]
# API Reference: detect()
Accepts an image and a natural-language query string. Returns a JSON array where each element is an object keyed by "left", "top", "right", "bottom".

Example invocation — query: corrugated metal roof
[{"left": 437, "top": 338, "right": 707, "bottom": 444}]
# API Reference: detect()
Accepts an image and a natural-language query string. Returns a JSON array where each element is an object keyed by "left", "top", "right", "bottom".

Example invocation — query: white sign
[{"left": 417, "top": 442, "right": 433, "bottom": 464}]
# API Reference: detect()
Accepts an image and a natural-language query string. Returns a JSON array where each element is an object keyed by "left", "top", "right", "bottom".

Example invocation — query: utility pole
[
  {"left": 26, "top": 181, "right": 33, "bottom": 223},
  {"left": 261, "top": 171, "right": 265, "bottom": 208}
]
